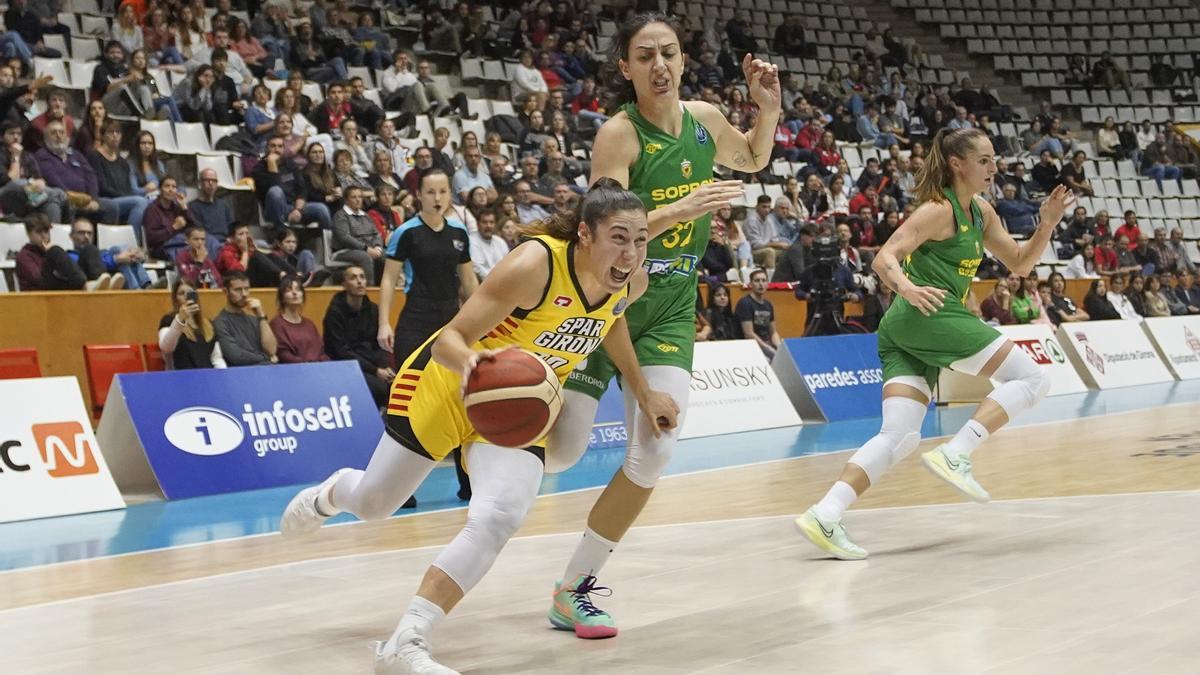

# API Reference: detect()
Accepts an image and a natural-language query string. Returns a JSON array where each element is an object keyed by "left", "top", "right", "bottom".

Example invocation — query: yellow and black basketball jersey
[
  {"left": 385, "top": 234, "right": 630, "bottom": 459},
  {"left": 477, "top": 234, "right": 630, "bottom": 379}
]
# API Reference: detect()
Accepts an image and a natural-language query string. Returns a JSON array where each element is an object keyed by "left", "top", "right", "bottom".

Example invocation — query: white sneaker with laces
[
  {"left": 374, "top": 629, "right": 459, "bottom": 675},
  {"left": 795, "top": 507, "right": 868, "bottom": 560},
  {"left": 279, "top": 468, "right": 350, "bottom": 539},
  {"left": 921, "top": 444, "right": 991, "bottom": 503}
]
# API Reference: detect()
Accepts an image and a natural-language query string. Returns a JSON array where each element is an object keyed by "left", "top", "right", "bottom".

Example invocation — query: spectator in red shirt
[
  {"left": 25, "top": 88, "right": 75, "bottom": 152},
  {"left": 569, "top": 76, "right": 607, "bottom": 130},
  {"left": 309, "top": 81, "right": 352, "bottom": 136},
  {"left": 1114, "top": 210, "right": 1141, "bottom": 250},
  {"left": 814, "top": 130, "right": 841, "bottom": 172},
  {"left": 536, "top": 51, "right": 564, "bottom": 93},
  {"left": 796, "top": 117, "right": 824, "bottom": 151},
  {"left": 270, "top": 276, "right": 329, "bottom": 364},
  {"left": 367, "top": 183, "right": 405, "bottom": 241},
  {"left": 1094, "top": 235, "right": 1120, "bottom": 276},
  {"left": 772, "top": 121, "right": 815, "bottom": 165},
  {"left": 175, "top": 225, "right": 222, "bottom": 289},
  {"left": 216, "top": 221, "right": 287, "bottom": 287},
  {"left": 848, "top": 184, "right": 879, "bottom": 218}
]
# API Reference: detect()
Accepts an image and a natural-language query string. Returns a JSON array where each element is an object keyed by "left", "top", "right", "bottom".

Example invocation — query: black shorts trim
[
  {"left": 383, "top": 412, "right": 454, "bottom": 461},
  {"left": 523, "top": 445, "right": 546, "bottom": 464}
]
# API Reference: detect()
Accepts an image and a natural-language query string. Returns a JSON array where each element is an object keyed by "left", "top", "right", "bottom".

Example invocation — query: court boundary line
[
  {"left": 1, "top": 397, "right": 1195, "bottom": 576},
  {"left": 2, "top": 487, "right": 1196, "bottom": 615}
]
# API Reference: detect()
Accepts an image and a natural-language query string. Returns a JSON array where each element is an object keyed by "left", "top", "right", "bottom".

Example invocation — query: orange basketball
[{"left": 464, "top": 349, "right": 563, "bottom": 448}]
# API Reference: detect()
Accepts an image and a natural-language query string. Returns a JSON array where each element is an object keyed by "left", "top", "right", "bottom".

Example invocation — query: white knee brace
[
  {"left": 620, "top": 366, "right": 692, "bottom": 489},
  {"left": 431, "top": 444, "right": 543, "bottom": 593},
  {"left": 848, "top": 394, "right": 928, "bottom": 485},
  {"left": 986, "top": 347, "right": 1050, "bottom": 419}
]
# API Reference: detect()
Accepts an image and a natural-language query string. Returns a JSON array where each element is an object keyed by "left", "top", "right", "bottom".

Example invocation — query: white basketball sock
[
  {"left": 561, "top": 527, "right": 617, "bottom": 582},
  {"left": 944, "top": 419, "right": 990, "bottom": 458},
  {"left": 390, "top": 595, "right": 445, "bottom": 645},
  {"left": 813, "top": 480, "right": 858, "bottom": 522}
]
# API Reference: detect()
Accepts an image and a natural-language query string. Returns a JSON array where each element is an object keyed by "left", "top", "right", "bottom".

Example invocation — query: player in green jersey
[
  {"left": 541, "top": 13, "right": 781, "bottom": 637},
  {"left": 796, "top": 128, "right": 1074, "bottom": 560}
]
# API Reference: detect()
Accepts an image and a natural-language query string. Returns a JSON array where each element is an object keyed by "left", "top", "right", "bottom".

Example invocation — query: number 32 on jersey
[{"left": 660, "top": 219, "right": 695, "bottom": 249}]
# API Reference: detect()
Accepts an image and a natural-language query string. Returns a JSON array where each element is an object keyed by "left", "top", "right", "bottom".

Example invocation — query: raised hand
[
  {"left": 1038, "top": 185, "right": 1075, "bottom": 230},
  {"left": 741, "top": 53, "right": 781, "bottom": 114}
]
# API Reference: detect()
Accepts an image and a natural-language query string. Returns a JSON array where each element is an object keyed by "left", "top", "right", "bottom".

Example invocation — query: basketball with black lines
[{"left": 464, "top": 349, "right": 563, "bottom": 448}]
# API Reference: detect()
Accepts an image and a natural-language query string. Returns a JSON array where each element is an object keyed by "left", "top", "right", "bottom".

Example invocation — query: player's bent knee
[
  {"left": 987, "top": 348, "right": 1049, "bottom": 414},
  {"left": 850, "top": 430, "right": 919, "bottom": 485},
  {"left": 621, "top": 441, "right": 673, "bottom": 488},
  {"left": 892, "top": 430, "right": 921, "bottom": 463},
  {"left": 468, "top": 497, "right": 529, "bottom": 546}
]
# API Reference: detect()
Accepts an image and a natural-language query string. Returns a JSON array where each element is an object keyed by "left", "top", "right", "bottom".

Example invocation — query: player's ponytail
[
  {"left": 523, "top": 178, "right": 645, "bottom": 242},
  {"left": 912, "top": 127, "right": 987, "bottom": 205}
]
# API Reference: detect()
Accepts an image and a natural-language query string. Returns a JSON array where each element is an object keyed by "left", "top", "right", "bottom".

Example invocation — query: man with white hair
[
  {"left": 1166, "top": 227, "right": 1196, "bottom": 274},
  {"left": 766, "top": 196, "right": 800, "bottom": 244},
  {"left": 33, "top": 119, "right": 114, "bottom": 223}
]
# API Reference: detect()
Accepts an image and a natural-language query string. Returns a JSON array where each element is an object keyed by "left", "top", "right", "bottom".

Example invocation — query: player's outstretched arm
[
  {"left": 433, "top": 241, "right": 550, "bottom": 382},
  {"left": 980, "top": 185, "right": 1074, "bottom": 277}
]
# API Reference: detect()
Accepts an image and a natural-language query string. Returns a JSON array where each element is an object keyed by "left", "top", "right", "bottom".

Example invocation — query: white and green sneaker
[
  {"left": 921, "top": 444, "right": 991, "bottom": 503},
  {"left": 794, "top": 507, "right": 868, "bottom": 560},
  {"left": 548, "top": 574, "right": 618, "bottom": 639}
]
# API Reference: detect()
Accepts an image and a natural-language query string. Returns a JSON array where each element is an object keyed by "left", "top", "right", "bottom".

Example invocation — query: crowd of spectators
[{"left": 4, "top": 0, "right": 1200, "bottom": 381}]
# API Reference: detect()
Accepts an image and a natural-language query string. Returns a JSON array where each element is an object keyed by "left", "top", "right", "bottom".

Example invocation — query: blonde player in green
[
  {"left": 797, "top": 128, "right": 1075, "bottom": 559},
  {"left": 541, "top": 13, "right": 781, "bottom": 636}
]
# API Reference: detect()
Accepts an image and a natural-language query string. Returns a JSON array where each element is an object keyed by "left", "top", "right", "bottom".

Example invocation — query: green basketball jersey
[
  {"left": 902, "top": 187, "right": 985, "bottom": 304},
  {"left": 564, "top": 104, "right": 718, "bottom": 398},
  {"left": 623, "top": 102, "right": 716, "bottom": 305}
]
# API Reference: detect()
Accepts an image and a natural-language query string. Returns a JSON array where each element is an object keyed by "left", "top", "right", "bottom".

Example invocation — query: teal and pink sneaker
[{"left": 548, "top": 574, "right": 618, "bottom": 639}]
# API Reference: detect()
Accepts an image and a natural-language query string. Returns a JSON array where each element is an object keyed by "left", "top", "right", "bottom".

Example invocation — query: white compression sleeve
[
  {"left": 544, "top": 389, "right": 600, "bottom": 474},
  {"left": 430, "top": 443, "right": 544, "bottom": 593},
  {"left": 331, "top": 433, "right": 438, "bottom": 521}
]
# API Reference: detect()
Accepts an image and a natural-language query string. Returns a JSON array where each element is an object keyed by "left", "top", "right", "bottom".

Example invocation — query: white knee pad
[
  {"left": 620, "top": 366, "right": 691, "bottom": 489},
  {"left": 986, "top": 347, "right": 1050, "bottom": 418},
  {"left": 848, "top": 394, "right": 927, "bottom": 485},
  {"left": 432, "top": 444, "right": 542, "bottom": 593},
  {"left": 544, "top": 390, "right": 600, "bottom": 474}
]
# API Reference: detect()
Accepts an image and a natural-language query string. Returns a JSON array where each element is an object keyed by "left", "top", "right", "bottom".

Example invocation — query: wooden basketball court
[{"left": 1, "top": 399, "right": 1197, "bottom": 673}]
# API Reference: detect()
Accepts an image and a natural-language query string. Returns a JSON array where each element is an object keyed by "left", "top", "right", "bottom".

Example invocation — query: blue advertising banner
[
  {"left": 587, "top": 378, "right": 627, "bottom": 450},
  {"left": 114, "top": 361, "right": 382, "bottom": 499},
  {"left": 779, "top": 334, "right": 887, "bottom": 422}
]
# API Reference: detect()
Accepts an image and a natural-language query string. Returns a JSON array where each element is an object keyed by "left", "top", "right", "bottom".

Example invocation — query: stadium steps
[{"left": 851, "top": 0, "right": 1042, "bottom": 118}]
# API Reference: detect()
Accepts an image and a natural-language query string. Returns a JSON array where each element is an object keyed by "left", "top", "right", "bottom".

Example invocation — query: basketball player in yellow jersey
[{"left": 280, "top": 180, "right": 679, "bottom": 675}]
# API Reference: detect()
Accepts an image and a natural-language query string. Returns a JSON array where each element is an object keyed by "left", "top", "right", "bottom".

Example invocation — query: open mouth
[
  {"left": 609, "top": 267, "right": 631, "bottom": 284},
  {"left": 651, "top": 76, "right": 671, "bottom": 93}
]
